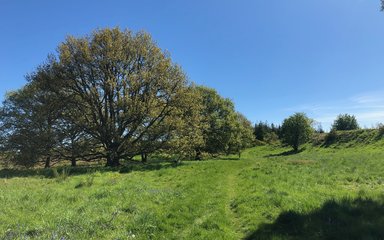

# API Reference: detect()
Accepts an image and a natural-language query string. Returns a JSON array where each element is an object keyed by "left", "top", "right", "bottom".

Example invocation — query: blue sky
[{"left": 1, "top": 0, "right": 384, "bottom": 130}]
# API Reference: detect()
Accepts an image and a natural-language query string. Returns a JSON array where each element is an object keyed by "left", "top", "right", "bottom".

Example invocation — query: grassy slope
[{"left": 1, "top": 135, "right": 384, "bottom": 239}]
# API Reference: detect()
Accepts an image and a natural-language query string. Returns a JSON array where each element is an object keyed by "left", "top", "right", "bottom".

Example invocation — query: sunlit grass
[{"left": 1, "top": 138, "right": 384, "bottom": 239}]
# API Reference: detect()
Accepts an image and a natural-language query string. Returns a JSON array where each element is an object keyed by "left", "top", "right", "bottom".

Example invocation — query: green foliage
[
  {"left": 254, "top": 121, "right": 281, "bottom": 142},
  {"left": 195, "top": 86, "right": 236, "bottom": 155},
  {"left": 325, "top": 129, "right": 338, "bottom": 145},
  {"left": 1, "top": 28, "right": 203, "bottom": 167},
  {"left": 57, "top": 28, "right": 196, "bottom": 166},
  {"left": 0, "top": 69, "right": 64, "bottom": 168},
  {"left": 377, "top": 123, "right": 384, "bottom": 137},
  {"left": 161, "top": 85, "right": 205, "bottom": 161},
  {"left": 332, "top": 114, "right": 359, "bottom": 131},
  {"left": 281, "top": 113, "right": 314, "bottom": 151},
  {"left": 194, "top": 86, "right": 254, "bottom": 158}
]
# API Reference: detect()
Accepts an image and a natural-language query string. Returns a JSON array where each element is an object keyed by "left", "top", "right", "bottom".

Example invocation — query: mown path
[{"left": 224, "top": 165, "right": 242, "bottom": 238}]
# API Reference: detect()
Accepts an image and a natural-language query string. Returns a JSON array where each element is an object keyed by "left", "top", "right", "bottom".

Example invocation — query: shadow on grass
[
  {"left": 0, "top": 161, "right": 183, "bottom": 179},
  {"left": 244, "top": 198, "right": 384, "bottom": 240},
  {"left": 217, "top": 156, "right": 241, "bottom": 161},
  {"left": 264, "top": 148, "right": 304, "bottom": 158}
]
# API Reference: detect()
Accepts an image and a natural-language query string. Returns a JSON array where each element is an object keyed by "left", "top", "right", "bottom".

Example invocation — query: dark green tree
[
  {"left": 281, "top": 113, "right": 313, "bottom": 152},
  {"left": 331, "top": 114, "right": 359, "bottom": 131},
  {"left": 0, "top": 62, "right": 64, "bottom": 168},
  {"left": 254, "top": 122, "right": 267, "bottom": 141}
]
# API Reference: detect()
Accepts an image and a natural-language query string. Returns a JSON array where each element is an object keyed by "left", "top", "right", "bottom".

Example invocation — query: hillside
[{"left": 1, "top": 132, "right": 384, "bottom": 239}]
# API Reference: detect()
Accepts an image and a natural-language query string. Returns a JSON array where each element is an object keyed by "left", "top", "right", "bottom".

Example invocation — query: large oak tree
[{"left": 55, "top": 28, "right": 194, "bottom": 166}]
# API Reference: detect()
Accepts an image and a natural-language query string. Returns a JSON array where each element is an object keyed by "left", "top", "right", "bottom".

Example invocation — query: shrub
[
  {"left": 332, "top": 114, "right": 359, "bottom": 131},
  {"left": 325, "top": 129, "right": 338, "bottom": 145},
  {"left": 377, "top": 123, "right": 384, "bottom": 138}
]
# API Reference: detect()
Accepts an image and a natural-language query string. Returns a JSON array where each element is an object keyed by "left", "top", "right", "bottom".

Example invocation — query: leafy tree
[
  {"left": 227, "top": 112, "right": 255, "bottom": 157},
  {"left": 53, "top": 28, "right": 195, "bottom": 166},
  {"left": 281, "top": 113, "right": 313, "bottom": 152},
  {"left": 331, "top": 114, "right": 359, "bottom": 131},
  {"left": 194, "top": 86, "right": 237, "bottom": 159},
  {"left": 138, "top": 85, "right": 204, "bottom": 162},
  {"left": 0, "top": 64, "right": 64, "bottom": 168}
]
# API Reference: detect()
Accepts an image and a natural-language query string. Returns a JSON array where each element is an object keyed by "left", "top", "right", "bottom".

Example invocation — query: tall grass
[{"left": 1, "top": 138, "right": 384, "bottom": 239}]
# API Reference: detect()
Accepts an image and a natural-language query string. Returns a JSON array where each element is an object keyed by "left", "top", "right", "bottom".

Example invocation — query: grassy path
[{"left": 224, "top": 162, "right": 242, "bottom": 238}]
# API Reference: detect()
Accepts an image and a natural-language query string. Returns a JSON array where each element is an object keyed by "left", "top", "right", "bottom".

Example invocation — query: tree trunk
[
  {"left": 71, "top": 156, "right": 77, "bottom": 167},
  {"left": 293, "top": 144, "right": 299, "bottom": 152},
  {"left": 195, "top": 149, "right": 202, "bottom": 161},
  {"left": 141, "top": 153, "right": 148, "bottom": 163},
  {"left": 44, "top": 156, "right": 51, "bottom": 168},
  {"left": 106, "top": 149, "right": 120, "bottom": 167}
]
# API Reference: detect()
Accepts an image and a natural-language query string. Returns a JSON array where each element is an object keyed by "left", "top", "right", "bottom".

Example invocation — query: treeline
[
  {"left": 0, "top": 28, "right": 378, "bottom": 169},
  {"left": 255, "top": 113, "right": 382, "bottom": 152},
  {"left": 255, "top": 114, "right": 361, "bottom": 143},
  {"left": 0, "top": 28, "right": 255, "bottom": 168}
]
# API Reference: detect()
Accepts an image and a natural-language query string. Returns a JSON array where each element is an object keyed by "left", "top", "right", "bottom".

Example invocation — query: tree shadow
[
  {"left": 264, "top": 148, "right": 305, "bottom": 158},
  {"left": 0, "top": 161, "right": 183, "bottom": 179},
  {"left": 217, "top": 156, "right": 241, "bottom": 161},
  {"left": 244, "top": 198, "right": 384, "bottom": 240}
]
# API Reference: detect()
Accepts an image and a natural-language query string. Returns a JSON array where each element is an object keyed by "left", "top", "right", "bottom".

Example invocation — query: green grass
[{"left": 1, "top": 137, "right": 384, "bottom": 239}]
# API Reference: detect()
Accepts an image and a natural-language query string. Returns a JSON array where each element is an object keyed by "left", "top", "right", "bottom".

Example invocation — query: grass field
[{"left": 1, "top": 136, "right": 384, "bottom": 239}]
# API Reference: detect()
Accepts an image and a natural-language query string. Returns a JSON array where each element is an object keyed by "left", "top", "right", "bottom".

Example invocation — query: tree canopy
[
  {"left": 331, "top": 114, "right": 359, "bottom": 131},
  {"left": 281, "top": 113, "right": 313, "bottom": 152},
  {"left": 0, "top": 28, "right": 255, "bottom": 168}
]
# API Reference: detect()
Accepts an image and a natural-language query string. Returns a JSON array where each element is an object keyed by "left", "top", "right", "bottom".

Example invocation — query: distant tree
[
  {"left": 281, "top": 113, "right": 313, "bottom": 152},
  {"left": 254, "top": 121, "right": 281, "bottom": 143},
  {"left": 254, "top": 122, "right": 267, "bottom": 141},
  {"left": 331, "top": 114, "right": 359, "bottom": 131}
]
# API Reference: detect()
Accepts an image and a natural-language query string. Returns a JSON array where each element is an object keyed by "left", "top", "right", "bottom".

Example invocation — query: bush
[
  {"left": 264, "top": 132, "right": 280, "bottom": 144},
  {"left": 377, "top": 123, "right": 384, "bottom": 138},
  {"left": 332, "top": 114, "right": 359, "bottom": 131},
  {"left": 325, "top": 129, "right": 338, "bottom": 145}
]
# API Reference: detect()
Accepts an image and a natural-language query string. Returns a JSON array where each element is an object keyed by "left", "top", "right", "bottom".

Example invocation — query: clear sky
[{"left": 1, "top": 0, "right": 384, "bottom": 130}]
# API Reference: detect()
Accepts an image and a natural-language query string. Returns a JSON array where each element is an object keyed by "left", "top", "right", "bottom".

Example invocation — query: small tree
[
  {"left": 281, "top": 113, "right": 313, "bottom": 152},
  {"left": 331, "top": 114, "right": 359, "bottom": 131}
]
